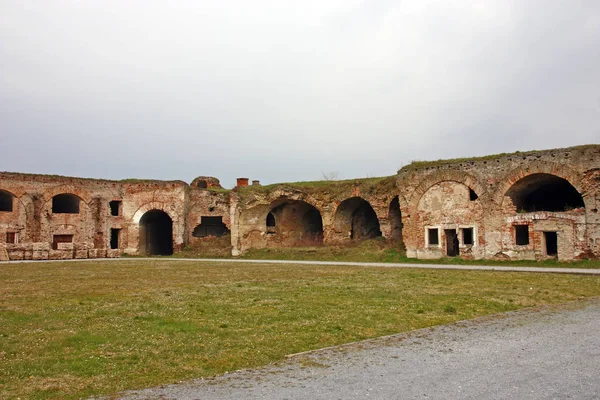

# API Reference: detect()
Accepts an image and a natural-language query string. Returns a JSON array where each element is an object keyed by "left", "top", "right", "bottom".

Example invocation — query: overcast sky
[{"left": 1, "top": 1, "right": 599, "bottom": 187}]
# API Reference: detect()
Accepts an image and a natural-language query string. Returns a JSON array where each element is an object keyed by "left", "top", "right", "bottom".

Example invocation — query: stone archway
[
  {"left": 139, "top": 209, "right": 173, "bottom": 255},
  {"left": 334, "top": 197, "right": 382, "bottom": 241}
]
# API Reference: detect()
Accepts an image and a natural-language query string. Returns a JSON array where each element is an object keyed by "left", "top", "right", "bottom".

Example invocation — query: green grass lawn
[{"left": 1, "top": 260, "right": 599, "bottom": 399}]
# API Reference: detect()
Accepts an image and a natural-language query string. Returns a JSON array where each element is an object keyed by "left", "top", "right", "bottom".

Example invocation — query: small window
[
  {"left": 428, "top": 228, "right": 439, "bottom": 246},
  {"left": 0, "top": 190, "right": 13, "bottom": 212},
  {"left": 192, "top": 216, "right": 230, "bottom": 238},
  {"left": 515, "top": 225, "right": 529, "bottom": 245},
  {"left": 6, "top": 232, "right": 17, "bottom": 244},
  {"left": 52, "top": 234, "right": 73, "bottom": 250},
  {"left": 109, "top": 200, "right": 122, "bottom": 216},
  {"left": 110, "top": 228, "right": 120, "bottom": 249},
  {"left": 52, "top": 194, "right": 80, "bottom": 214},
  {"left": 462, "top": 228, "right": 473, "bottom": 245},
  {"left": 469, "top": 188, "right": 478, "bottom": 201}
]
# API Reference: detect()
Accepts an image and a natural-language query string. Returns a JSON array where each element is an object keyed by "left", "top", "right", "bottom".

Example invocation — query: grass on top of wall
[{"left": 1, "top": 260, "right": 599, "bottom": 399}]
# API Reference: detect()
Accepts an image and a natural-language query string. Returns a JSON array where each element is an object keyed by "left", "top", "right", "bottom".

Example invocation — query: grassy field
[{"left": 1, "top": 260, "right": 599, "bottom": 399}]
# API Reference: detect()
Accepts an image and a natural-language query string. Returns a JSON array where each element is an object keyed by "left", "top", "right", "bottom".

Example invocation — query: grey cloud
[{"left": 1, "top": 1, "right": 599, "bottom": 187}]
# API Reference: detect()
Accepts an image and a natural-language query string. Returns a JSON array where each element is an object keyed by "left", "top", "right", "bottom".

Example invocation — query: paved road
[
  {"left": 112, "top": 299, "right": 600, "bottom": 400},
  {"left": 4, "top": 257, "right": 600, "bottom": 275}
]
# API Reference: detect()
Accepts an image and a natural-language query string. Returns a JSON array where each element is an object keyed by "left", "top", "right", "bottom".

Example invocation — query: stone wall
[
  {"left": 397, "top": 144, "right": 600, "bottom": 261},
  {"left": 1, "top": 144, "right": 598, "bottom": 261}
]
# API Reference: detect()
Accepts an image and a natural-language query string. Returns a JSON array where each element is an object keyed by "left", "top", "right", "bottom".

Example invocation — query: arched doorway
[
  {"left": 266, "top": 200, "right": 324, "bottom": 245},
  {"left": 139, "top": 210, "right": 173, "bottom": 255},
  {"left": 334, "top": 197, "right": 382, "bottom": 240}
]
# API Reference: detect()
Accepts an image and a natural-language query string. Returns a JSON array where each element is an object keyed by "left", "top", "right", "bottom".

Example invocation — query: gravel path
[
  {"left": 112, "top": 298, "right": 600, "bottom": 400},
  {"left": 5, "top": 257, "right": 600, "bottom": 275}
]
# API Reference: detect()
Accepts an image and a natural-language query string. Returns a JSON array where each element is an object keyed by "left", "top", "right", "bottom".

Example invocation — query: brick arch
[
  {"left": 42, "top": 184, "right": 92, "bottom": 205},
  {"left": 248, "top": 190, "right": 326, "bottom": 222},
  {"left": 332, "top": 196, "right": 382, "bottom": 240},
  {"left": 408, "top": 170, "right": 487, "bottom": 209},
  {"left": 132, "top": 201, "right": 180, "bottom": 224},
  {"left": 493, "top": 161, "right": 588, "bottom": 207}
]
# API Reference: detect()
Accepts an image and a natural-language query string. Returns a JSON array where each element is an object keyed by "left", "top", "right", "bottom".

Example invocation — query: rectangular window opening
[
  {"left": 0, "top": 192, "right": 13, "bottom": 212},
  {"left": 110, "top": 228, "right": 120, "bottom": 249},
  {"left": 515, "top": 225, "right": 529, "bottom": 245},
  {"left": 462, "top": 228, "right": 473, "bottom": 245},
  {"left": 428, "top": 228, "right": 439, "bottom": 246},
  {"left": 109, "top": 200, "right": 122, "bottom": 216},
  {"left": 6, "top": 232, "right": 17, "bottom": 244}
]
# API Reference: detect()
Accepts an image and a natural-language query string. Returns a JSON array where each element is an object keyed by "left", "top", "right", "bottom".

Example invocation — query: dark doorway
[
  {"left": 334, "top": 197, "right": 381, "bottom": 241},
  {"left": 544, "top": 231, "right": 558, "bottom": 257},
  {"left": 445, "top": 229, "right": 459, "bottom": 257},
  {"left": 389, "top": 196, "right": 403, "bottom": 242},
  {"left": 139, "top": 210, "right": 173, "bottom": 255},
  {"left": 110, "top": 228, "right": 120, "bottom": 249},
  {"left": 266, "top": 200, "right": 324, "bottom": 245},
  {"left": 302, "top": 209, "right": 324, "bottom": 242},
  {"left": 351, "top": 202, "right": 381, "bottom": 240}
]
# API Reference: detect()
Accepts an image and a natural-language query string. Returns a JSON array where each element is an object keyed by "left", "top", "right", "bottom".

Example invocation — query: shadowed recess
[
  {"left": 139, "top": 210, "right": 173, "bottom": 255},
  {"left": 506, "top": 174, "right": 585, "bottom": 212}
]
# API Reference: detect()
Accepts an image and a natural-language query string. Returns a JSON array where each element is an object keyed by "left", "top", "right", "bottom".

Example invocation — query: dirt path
[
  {"left": 5, "top": 257, "right": 600, "bottom": 275},
  {"left": 109, "top": 298, "right": 600, "bottom": 400}
]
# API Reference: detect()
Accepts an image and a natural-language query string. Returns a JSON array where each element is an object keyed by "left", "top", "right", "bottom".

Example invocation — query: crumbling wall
[
  {"left": 0, "top": 172, "right": 187, "bottom": 259},
  {"left": 1, "top": 145, "right": 598, "bottom": 262},
  {"left": 398, "top": 145, "right": 600, "bottom": 261},
  {"left": 230, "top": 177, "right": 398, "bottom": 255}
]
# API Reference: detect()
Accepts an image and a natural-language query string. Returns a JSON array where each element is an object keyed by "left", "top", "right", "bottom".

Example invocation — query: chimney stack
[{"left": 236, "top": 178, "right": 249, "bottom": 187}]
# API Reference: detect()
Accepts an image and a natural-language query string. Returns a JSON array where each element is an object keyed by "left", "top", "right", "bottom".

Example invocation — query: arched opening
[
  {"left": 139, "top": 210, "right": 173, "bottom": 255},
  {"left": 192, "top": 216, "right": 230, "bottom": 238},
  {"left": 506, "top": 174, "right": 584, "bottom": 212},
  {"left": 266, "top": 212, "right": 275, "bottom": 227},
  {"left": 0, "top": 190, "right": 14, "bottom": 212},
  {"left": 52, "top": 194, "right": 80, "bottom": 214},
  {"left": 266, "top": 212, "right": 276, "bottom": 234},
  {"left": 334, "top": 197, "right": 381, "bottom": 241},
  {"left": 388, "top": 196, "right": 403, "bottom": 242},
  {"left": 266, "top": 200, "right": 323, "bottom": 245},
  {"left": 469, "top": 188, "right": 478, "bottom": 201},
  {"left": 197, "top": 180, "right": 208, "bottom": 189},
  {"left": 302, "top": 208, "right": 323, "bottom": 242}
]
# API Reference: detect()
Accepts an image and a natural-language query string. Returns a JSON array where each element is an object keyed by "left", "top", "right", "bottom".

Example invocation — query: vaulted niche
[
  {"left": 193, "top": 216, "right": 230, "bottom": 237},
  {"left": 506, "top": 173, "right": 584, "bottom": 212},
  {"left": 267, "top": 200, "right": 323, "bottom": 244},
  {"left": 0, "top": 190, "right": 14, "bottom": 212},
  {"left": 388, "top": 196, "right": 403, "bottom": 242},
  {"left": 139, "top": 209, "right": 173, "bottom": 255},
  {"left": 52, "top": 194, "right": 80, "bottom": 214},
  {"left": 266, "top": 212, "right": 276, "bottom": 227},
  {"left": 334, "top": 197, "right": 382, "bottom": 240}
]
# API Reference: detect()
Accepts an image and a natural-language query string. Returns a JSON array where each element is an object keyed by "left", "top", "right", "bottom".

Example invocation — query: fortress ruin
[{"left": 1, "top": 145, "right": 599, "bottom": 262}]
